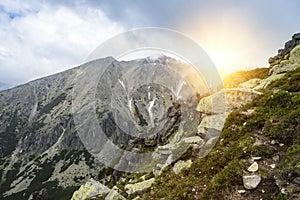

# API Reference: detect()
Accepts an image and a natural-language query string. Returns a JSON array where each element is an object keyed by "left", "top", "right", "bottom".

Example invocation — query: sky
[{"left": 0, "top": 0, "right": 300, "bottom": 86}]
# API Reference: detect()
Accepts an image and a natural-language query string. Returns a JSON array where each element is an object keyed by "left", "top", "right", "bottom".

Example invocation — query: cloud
[{"left": 0, "top": 1, "right": 124, "bottom": 85}]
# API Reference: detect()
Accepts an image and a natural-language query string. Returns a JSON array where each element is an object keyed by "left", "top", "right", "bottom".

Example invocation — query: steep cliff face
[{"left": 0, "top": 56, "right": 205, "bottom": 199}]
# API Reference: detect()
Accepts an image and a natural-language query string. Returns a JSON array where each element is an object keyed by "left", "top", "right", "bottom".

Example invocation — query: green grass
[
  {"left": 0, "top": 110, "right": 19, "bottom": 157},
  {"left": 223, "top": 67, "right": 270, "bottom": 88},
  {"left": 267, "top": 67, "right": 300, "bottom": 92}
]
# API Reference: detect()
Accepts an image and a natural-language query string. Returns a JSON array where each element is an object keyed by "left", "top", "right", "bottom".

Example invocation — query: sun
[{"left": 181, "top": 11, "right": 268, "bottom": 80}]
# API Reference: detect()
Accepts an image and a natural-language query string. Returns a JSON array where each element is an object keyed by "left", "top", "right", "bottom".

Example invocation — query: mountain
[
  {"left": 0, "top": 34, "right": 299, "bottom": 200},
  {"left": 0, "top": 56, "right": 206, "bottom": 199}
]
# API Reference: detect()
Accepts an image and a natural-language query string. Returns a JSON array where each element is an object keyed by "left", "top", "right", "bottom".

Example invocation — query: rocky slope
[
  {"left": 68, "top": 34, "right": 300, "bottom": 200},
  {"left": 137, "top": 36, "right": 300, "bottom": 199}
]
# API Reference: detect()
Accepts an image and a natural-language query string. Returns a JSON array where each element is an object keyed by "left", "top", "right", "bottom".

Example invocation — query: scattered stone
[
  {"left": 270, "top": 164, "right": 276, "bottom": 169},
  {"left": 243, "top": 175, "right": 261, "bottom": 189},
  {"left": 252, "top": 157, "right": 262, "bottom": 161},
  {"left": 272, "top": 155, "right": 280, "bottom": 162},
  {"left": 261, "top": 189, "right": 265, "bottom": 193},
  {"left": 125, "top": 178, "right": 155, "bottom": 195},
  {"left": 238, "top": 189, "right": 246, "bottom": 194},
  {"left": 173, "top": 159, "right": 193, "bottom": 174},
  {"left": 271, "top": 140, "right": 276, "bottom": 145},
  {"left": 247, "top": 162, "right": 259, "bottom": 172},
  {"left": 254, "top": 139, "right": 263, "bottom": 146},
  {"left": 241, "top": 109, "right": 255, "bottom": 117},
  {"left": 279, "top": 143, "right": 284, "bottom": 147}
]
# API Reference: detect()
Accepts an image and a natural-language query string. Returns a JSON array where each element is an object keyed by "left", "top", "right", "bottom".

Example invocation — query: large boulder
[
  {"left": 197, "top": 88, "right": 262, "bottom": 114},
  {"left": 173, "top": 159, "right": 193, "bottom": 174},
  {"left": 198, "top": 114, "right": 226, "bottom": 133},
  {"left": 71, "top": 178, "right": 110, "bottom": 200},
  {"left": 125, "top": 178, "right": 155, "bottom": 195}
]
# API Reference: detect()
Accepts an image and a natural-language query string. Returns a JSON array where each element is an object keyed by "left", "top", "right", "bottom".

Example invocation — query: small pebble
[
  {"left": 272, "top": 155, "right": 280, "bottom": 162},
  {"left": 248, "top": 162, "right": 259, "bottom": 172},
  {"left": 271, "top": 140, "right": 276, "bottom": 145},
  {"left": 270, "top": 164, "right": 276, "bottom": 169},
  {"left": 238, "top": 189, "right": 246, "bottom": 194},
  {"left": 252, "top": 157, "right": 262, "bottom": 161}
]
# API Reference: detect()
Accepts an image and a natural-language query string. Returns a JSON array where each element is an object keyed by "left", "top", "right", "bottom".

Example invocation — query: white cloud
[{"left": 0, "top": 1, "right": 124, "bottom": 85}]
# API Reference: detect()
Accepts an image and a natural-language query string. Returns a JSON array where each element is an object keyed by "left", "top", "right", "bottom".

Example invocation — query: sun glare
[{"left": 181, "top": 11, "right": 268, "bottom": 80}]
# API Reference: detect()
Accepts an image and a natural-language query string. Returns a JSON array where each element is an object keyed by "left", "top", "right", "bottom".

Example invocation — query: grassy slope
[
  {"left": 223, "top": 68, "right": 269, "bottom": 88},
  {"left": 140, "top": 67, "right": 300, "bottom": 200}
]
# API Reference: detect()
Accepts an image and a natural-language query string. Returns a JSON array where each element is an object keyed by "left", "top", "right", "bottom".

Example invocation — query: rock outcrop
[{"left": 268, "top": 33, "right": 300, "bottom": 67}]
